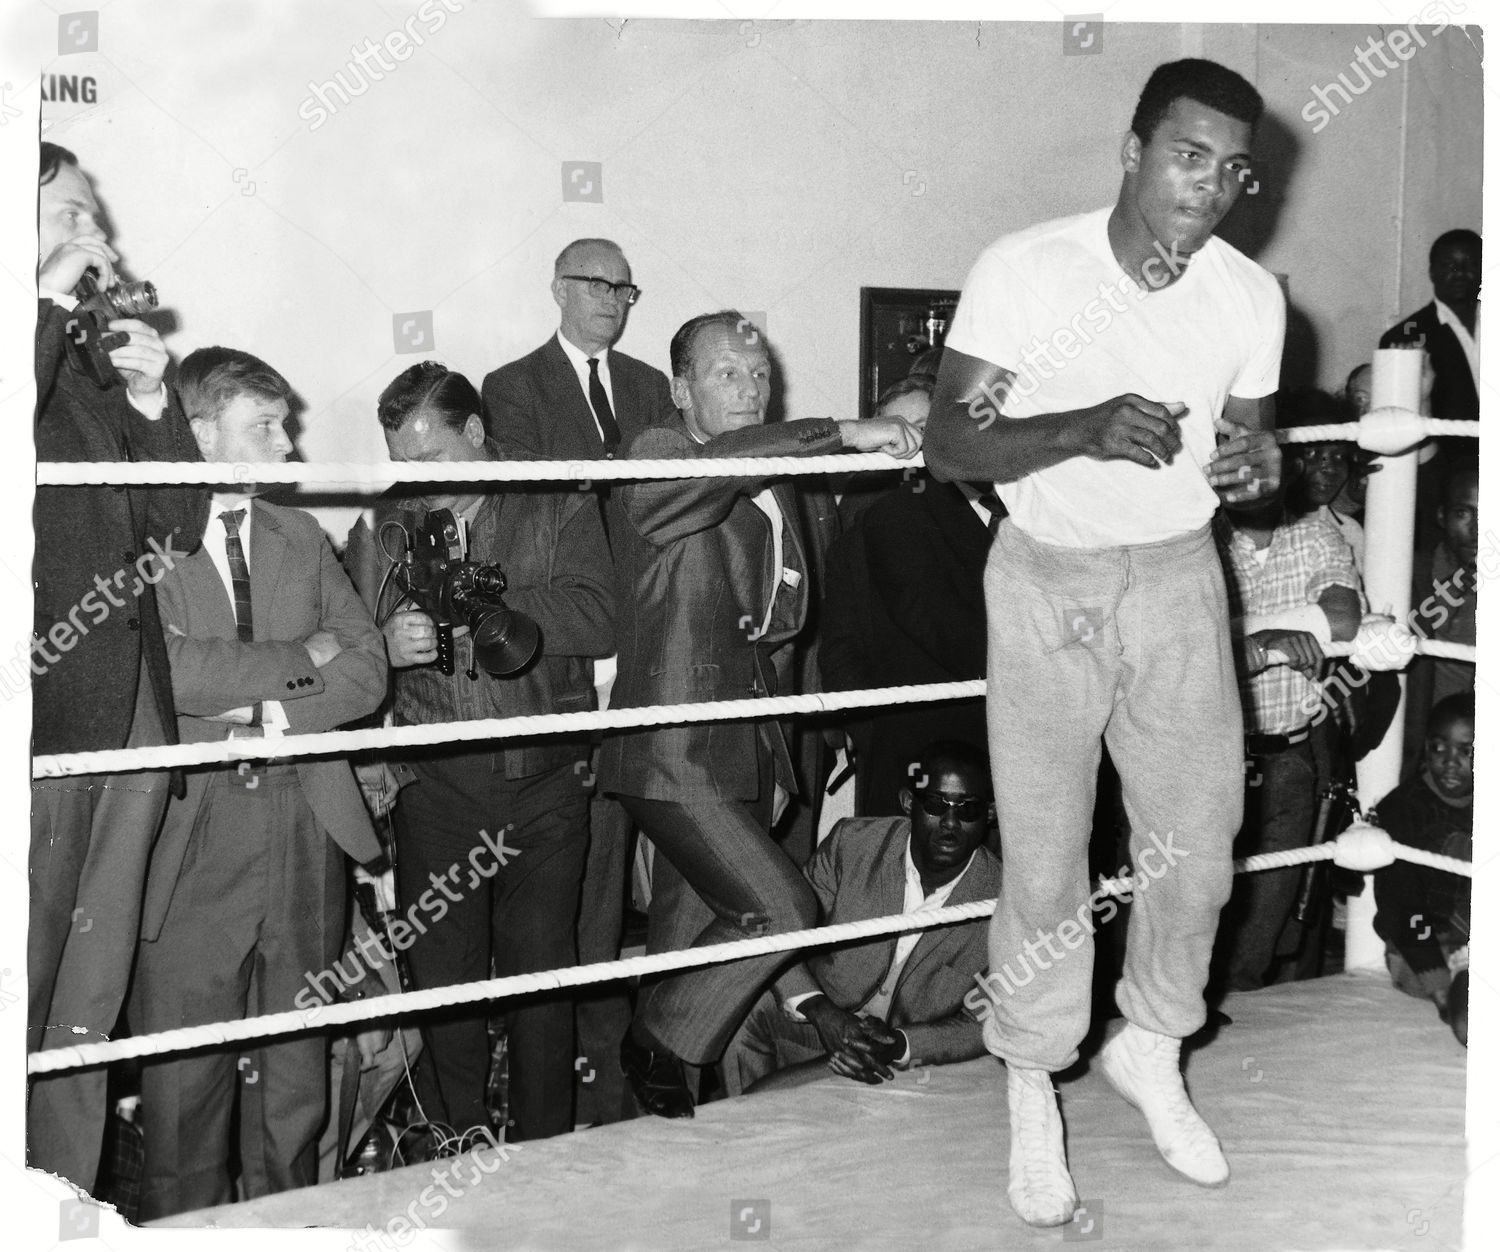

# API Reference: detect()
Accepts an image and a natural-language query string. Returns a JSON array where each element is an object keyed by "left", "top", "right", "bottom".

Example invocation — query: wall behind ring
[{"left": 36, "top": 7, "right": 1482, "bottom": 544}]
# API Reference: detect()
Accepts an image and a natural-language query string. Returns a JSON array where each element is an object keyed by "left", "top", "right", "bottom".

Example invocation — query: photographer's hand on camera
[
  {"left": 103, "top": 317, "right": 170, "bottom": 399},
  {"left": 382, "top": 610, "right": 440, "bottom": 668},
  {"left": 303, "top": 628, "right": 344, "bottom": 669}
]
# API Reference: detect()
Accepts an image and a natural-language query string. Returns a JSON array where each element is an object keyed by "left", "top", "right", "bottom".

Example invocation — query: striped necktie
[{"left": 221, "top": 509, "right": 254, "bottom": 642}]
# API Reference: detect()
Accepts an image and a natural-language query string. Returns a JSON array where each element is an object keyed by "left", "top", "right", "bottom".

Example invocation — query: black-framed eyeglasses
[
  {"left": 560, "top": 275, "right": 641, "bottom": 305},
  {"left": 914, "top": 791, "right": 988, "bottom": 822}
]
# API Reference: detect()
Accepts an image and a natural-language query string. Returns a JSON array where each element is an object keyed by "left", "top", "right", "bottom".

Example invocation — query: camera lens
[{"left": 105, "top": 280, "right": 158, "bottom": 317}]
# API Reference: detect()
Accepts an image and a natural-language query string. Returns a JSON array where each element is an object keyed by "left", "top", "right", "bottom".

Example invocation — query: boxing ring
[{"left": 31, "top": 353, "right": 1478, "bottom": 1248}]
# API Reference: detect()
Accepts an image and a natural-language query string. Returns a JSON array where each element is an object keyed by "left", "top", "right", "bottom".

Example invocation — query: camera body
[
  {"left": 401, "top": 508, "right": 540, "bottom": 678},
  {"left": 63, "top": 270, "right": 159, "bottom": 389}
]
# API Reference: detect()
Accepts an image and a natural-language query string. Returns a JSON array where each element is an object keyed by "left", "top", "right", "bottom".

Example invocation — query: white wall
[{"left": 36, "top": 5, "right": 1482, "bottom": 537}]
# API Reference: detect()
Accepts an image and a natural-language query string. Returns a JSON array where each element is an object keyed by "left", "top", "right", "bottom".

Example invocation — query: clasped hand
[{"left": 803, "top": 996, "right": 905, "bottom": 1084}]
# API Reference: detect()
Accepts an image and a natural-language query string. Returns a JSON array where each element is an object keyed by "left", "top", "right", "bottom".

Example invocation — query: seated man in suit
[
  {"left": 481, "top": 237, "right": 675, "bottom": 1125},
  {"left": 600, "top": 310, "right": 921, "bottom": 1118},
  {"left": 131, "top": 347, "right": 388, "bottom": 1218},
  {"left": 722, "top": 741, "right": 1002, "bottom": 1095}
]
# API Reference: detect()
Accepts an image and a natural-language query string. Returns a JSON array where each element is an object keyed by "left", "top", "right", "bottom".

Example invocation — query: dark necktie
[
  {"left": 222, "top": 509, "right": 254, "bottom": 641},
  {"left": 587, "top": 357, "right": 622, "bottom": 455},
  {"left": 976, "top": 487, "right": 1005, "bottom": 538},
  {"left": 222, "top": 508, "right": 262, "bottom": 729}
]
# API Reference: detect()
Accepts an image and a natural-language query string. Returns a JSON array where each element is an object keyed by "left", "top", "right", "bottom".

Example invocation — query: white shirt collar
[{"left": 902, "top": 834, "right": 975, "bottom": 907}]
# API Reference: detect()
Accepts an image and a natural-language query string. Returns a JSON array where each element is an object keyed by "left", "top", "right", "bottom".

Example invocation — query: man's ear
[
  {"left": 550, "top": 277, "right": 567, "bottom": 311},
  {"left": 188, "top": 416, "right": 215, "bottom": 459},
  {"left": 670, "top": 374, "right": 692, "bottom": 412},
  {"left": 898, "top": 787, "right": 912, "bottom": 817},
  {"left": 1121, "top": 130, "right": 1142, "bottom": 174},
  {"left": 464, "top": 413, "right": 486, "bottom": 448}
]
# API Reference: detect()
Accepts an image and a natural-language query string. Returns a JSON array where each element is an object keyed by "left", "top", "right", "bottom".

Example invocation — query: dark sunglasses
[{"left": 914, "top": 791, "right": 987, "bottom": 822}]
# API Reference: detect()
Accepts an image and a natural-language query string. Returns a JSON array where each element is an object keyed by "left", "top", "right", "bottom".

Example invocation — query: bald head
[{"left": 552, "top": 238, "right": 633, "bottom": 356}]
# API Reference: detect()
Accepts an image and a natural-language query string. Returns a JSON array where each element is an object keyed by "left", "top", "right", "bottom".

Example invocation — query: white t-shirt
[{"left": 944, "top": 207, "right": 1286, "bottom": 548}]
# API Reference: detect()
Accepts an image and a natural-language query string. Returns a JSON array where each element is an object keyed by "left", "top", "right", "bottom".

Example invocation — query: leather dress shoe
[{"left": 620, "top": 1030, "right": 695, "bottom": 1119}]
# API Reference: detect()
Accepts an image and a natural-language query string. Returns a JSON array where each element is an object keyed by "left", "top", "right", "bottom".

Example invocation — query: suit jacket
[
  {"left": 140, "top": 499, "right": 387, "bottom": 940},
  {"left": 598, "top": 414, "right": 846, "bottom": 803},
  {"left": 821, "top": 479, "right": 992, "bottom": 815},
  {"left": 776, "top": 815, "right": 1001, "bottom": 1064},
  {"left": 481, "top": 334, "right": 676, "bottom": 461},
  {"left": 1379, "top": 301, "right": 1479, "bottom": 422},
  {"left": 33, "top": 298, "right": 209, "bottom": 755}
]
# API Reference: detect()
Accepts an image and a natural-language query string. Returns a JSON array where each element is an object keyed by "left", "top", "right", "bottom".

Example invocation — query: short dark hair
[
  {"left": 377, "top": 360, "right": 481, "bottom": 434},
  {"left": 876, "top": 375, "right": 933, "bottom": 411},
  {"left": 669, "top": 310, "right": 760, "bottom": 381},
  {"left": 40, "top": 141, "right": 79, "bottom": 186},
  {"left": 1130, "top": 59, "right": 1264, "bottom": 146},
  {"left": 1428, "top": 692, "right": 1475, "bottom": 736},
  {"left": 177, "top": 346, "right": 291, "bottom": 425},
  {"left": 909, "top": 739, "right": 992, "bottom": 797},
  {"left": 1441, "top": 456, "right": 1480, "bottom": 506},
  {"left": 1344, "top": 362, "right": 1371, "bottom": 394},
  {"left": 1277, "top": 387, "right": 1353, "bottom": 431},
  {"left": 1430, "top": 229, "right": 1481, "bottom": 265},
  {"left": 554, "top": 238, "right": 624, "bottom": 278}
]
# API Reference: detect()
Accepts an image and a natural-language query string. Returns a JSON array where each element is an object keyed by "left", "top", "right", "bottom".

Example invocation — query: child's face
[
  {"left": 1425, "top": 715, "right": 1475, "bottom": 801},
  {"left": 1437, "top": 478, "right": 1479, "bottom": 567}
]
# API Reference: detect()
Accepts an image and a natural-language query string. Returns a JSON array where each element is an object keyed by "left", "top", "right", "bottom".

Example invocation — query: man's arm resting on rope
[
  {"left": 923, "top": 348, "right": 1186, "bottom": 484},
  {"left": 621, "top": 419, "right": 919, "bottom": 547}
]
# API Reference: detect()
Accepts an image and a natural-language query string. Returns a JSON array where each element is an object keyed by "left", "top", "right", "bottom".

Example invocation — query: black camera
[
  {"left": 64, "top": 269, "right": 159, "bottom": 389},
  {"left": 390, "top": 508, "right": 540, "bottom": 678}
]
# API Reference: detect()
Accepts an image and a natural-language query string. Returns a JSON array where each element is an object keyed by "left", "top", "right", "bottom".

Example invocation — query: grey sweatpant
[{"left": 980, "top": 520, "right": 1243, "bottom": 1072}]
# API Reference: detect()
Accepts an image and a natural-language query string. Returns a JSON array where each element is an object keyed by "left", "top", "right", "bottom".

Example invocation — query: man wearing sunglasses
[{"left": 721, "top": 741, "right": 1001, "bottom": 1095}]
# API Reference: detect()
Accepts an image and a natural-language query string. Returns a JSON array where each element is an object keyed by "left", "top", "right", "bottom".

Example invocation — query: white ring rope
[
  {"left": 32, "top": 409, "right": 1478, "bottom": 488},
  {"left": 30, "top": 637, "right": 1476, "bottom": 780},
  {"left": 27, "top": 824, "right": 1468, "bottom": 1076},
  {"left": 26, "top": 407, "right": 1479, "bottom": 1072},
  {"left": 35, "top": 451, "right": 916, "bottom": 486},
  {"left": 31, "top": 681, "right": 987, "bottom": 778}
]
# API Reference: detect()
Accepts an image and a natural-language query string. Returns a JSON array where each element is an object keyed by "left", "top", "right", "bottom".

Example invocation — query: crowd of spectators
[{"left": 30, "top": 128, "right": 1476, "bottom": 1218}]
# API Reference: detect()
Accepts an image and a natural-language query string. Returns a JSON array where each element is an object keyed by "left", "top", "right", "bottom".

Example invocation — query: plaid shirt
[{"left": 1219, "top": 513, "right": 1361, "bottom": 735}]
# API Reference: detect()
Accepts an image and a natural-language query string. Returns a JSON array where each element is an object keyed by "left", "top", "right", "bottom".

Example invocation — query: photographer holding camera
[
  {"left": 345, "top": 362, "right": 615, "bottom": 1144},
  {"left": 30, "top": 143, "right": 208, "bottom": 1191}
]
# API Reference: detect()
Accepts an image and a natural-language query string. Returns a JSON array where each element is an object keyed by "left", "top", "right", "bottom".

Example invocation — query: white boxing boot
[
  {"left": 1100, "top": 1022, "right": 1229, "bottom": 1187},
  {"left": 1005, "top": 1064, "right": 1079, "bottom": 1227}
]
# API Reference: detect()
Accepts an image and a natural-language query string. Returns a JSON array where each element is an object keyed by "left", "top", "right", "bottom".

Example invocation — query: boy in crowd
[
  {"left": 1404, "top": 460, "right": 1479, "bottom": 775},
  {"left": 1214, "top": 483, "right": 1361, "bottom": 994},
  {"left": 1373, "top": 694, "right": 1473, "bottom": 1047}
]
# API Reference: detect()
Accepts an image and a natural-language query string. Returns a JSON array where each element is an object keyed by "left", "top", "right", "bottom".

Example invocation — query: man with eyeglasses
[
  {"left": 720, "top": 741, "right": 1001, "bottom": 1096},
  {"left": 482, "top": 238, "right": 676, "bottom": 1127},
  {"left": 483, "top": 238, "right": 674, "bottom": 461}
]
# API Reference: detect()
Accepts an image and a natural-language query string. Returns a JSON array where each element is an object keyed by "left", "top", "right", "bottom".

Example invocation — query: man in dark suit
[
  {"left": 1380, "top": 229, "right": 1481, "bottom": 553},
  {"left": 481, "top": 237, "right": 675, "bottom": 459},
  {"left": 1380, "top": 229, "right": 1481, "bottom": 424},
  {"left": 600, "top": 310, "right": 921, "bottom": 1118},
  {"left": 29, "top": 143, "right": 208, "bottom": 1190},
  {"left": 130, "top": 348, "right": 388, "bottom": 1218},
  {"left": 345, "top": 361, "right": 615, "bottom": 1144},
  {"left": 821, "top": 475, "right": 998, "bottom": 817},
  {"left": 481, "top": 238, "right": 675, "bottom": 1125},
  {"left": 722, "top": 741, "right": 1001, "bottom": 1095}
]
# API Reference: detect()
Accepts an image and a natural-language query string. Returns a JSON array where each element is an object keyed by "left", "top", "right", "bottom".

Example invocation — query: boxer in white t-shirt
[{"left": 925, "top": 59, "right": 1284, "bottom": 1228}]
